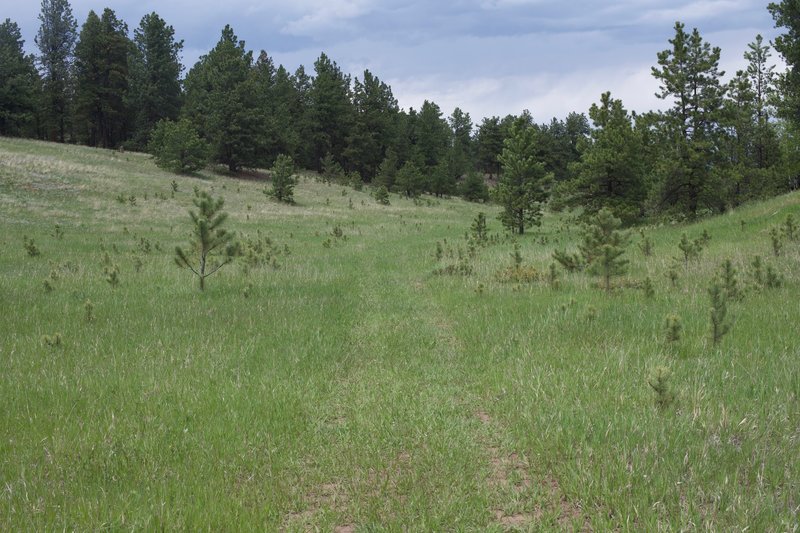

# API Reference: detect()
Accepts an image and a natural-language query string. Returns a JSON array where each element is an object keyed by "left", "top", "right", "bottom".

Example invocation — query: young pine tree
[
  {"left": 175, "top": 190, "right": 238, "bottom": 290},
  {"left": 268, "top": 154, "right": 297, "bottom": 203},
  {"left": 708, "top": 280, "right": 731, "bottom": 345},
  {"left": 583, "top": 208, "right": 629, "bottom": 291}
]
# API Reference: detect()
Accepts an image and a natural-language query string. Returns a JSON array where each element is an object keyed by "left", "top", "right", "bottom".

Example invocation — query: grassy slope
[{"left": 0, "top": 137, "right": 798, "bottom": 530}]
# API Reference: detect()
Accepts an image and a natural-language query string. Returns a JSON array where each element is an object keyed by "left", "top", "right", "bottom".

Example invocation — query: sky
[{"left": 4, "top": 0, "right": 784, "bottom": 124}]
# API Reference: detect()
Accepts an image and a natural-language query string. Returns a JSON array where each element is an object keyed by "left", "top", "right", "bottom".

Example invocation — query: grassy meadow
[{"left": 1, "top": 136, "right": 799, "bottom": 530}]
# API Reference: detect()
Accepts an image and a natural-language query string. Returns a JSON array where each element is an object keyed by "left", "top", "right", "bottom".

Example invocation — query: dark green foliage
[
  {"left": 460, "top": 171, "right": 490, "bottom": 203},
  {"left": 510, "top": 241, "right": 523, "bottom": 267},
  {"left": 183, "top": 25, "right": 264, "bottom": 172},
  {"left": 175, "top": 190, "right": 238, "bottom": 290},
  {"left": 73, "top": 9, "right": 132, "bottom": 148},
  {"left": 651, "top": 23, "right": 726, "bottom": 216},
  {"left": 557, "top": 92, "right": 645, "bottom": 223},
  {"left": 83, "top": 299, "right": 94, "bottom": 322},
  {"left": 374, "top": 185, "right": 390, "bottom": 205},
  {"left": 769, "top": 1, "right": 800, "bottom": 128},
  {"left": 148, "top": 119, "right": 209, "bottom": 173},
  {"left": 268, "top": 154, "right": 297, "bottom": 204},
  {"left": 395, "top": 161, "right": 424, "bottom": 197},
  {"left": 475, "top": 116, "right": 504, "bottom": 177},
  {"left": 128, "top": 12, "right": 183, "bottom": 148},
  {"left": 374, "top": 149, "right": 398, "bottom": 190},
  {"left": 580, "top": 209, "right": 629, "bottom": 291},
  {"left": 345, "top": 70, "right": 398, "bottom": 180},
  {"left": 648, "top": 366, "right": 675, "bottom": 409},
  {"left": 308, "top": 53, "right": 353, "bottom": 171},
  {"left": 495, "top": 119, "right": 552, "bottom": 234},
  {"left": 320, "top": 153, "right": 345, "bottom": 184},
  {"left": 35, "top": 0, "right": 77, "bottom": 142},
  {"left": 552, "top": 249, "right": 583, "bottom": 272},
  {"left": 708, "top": 280, "right": 731, "bottom": 345},
  {"left": 0, "top": 19, "right": 39, "bottom": 136},
  {"left": 750, "top": 255, "right": 764, "bottom": 285}
]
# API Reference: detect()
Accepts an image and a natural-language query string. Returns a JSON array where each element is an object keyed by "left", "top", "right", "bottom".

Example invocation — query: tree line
[{"left": 2, "top": 0, "right": 800, "bottom": 225}]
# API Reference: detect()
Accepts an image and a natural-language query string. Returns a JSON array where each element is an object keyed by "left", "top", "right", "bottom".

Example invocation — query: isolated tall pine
[
  {"left": 495, "top": 118, "right": 551, "bottom": 234},
  {"left": 35, "top": 0, "right": 77, "bottom": 142},
  {"left": 0, "top": 19, "right": 39, "bottom": 136}
]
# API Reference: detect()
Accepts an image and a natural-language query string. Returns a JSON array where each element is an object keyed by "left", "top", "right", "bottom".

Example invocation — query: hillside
[{"left": 1, "top": 137, "right": 798, "bottom": 530}]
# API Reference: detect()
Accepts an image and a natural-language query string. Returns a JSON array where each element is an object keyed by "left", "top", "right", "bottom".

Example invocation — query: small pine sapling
[
  {"left": 678, "top": 233, "right": 701, "bottom": 265},
  {"left": 765, "top": 265, "right": 783, "bottom": 288},
  {"left": 41, "top": 333, "right": 63, "bottom": 348},
  {"left": 783, "top": 213, "right": 797, "bottom": 241},
  {"left": 665, "top": 315, "right": 682, "bottom": 344},
  {"left": 104, "top": 263, "right": 120, "bottom": 287},
  {"left": 374, "top": 185, "right": 390, "bottom": 205},
  {"left": 548, "top": 263, "right": 560, "bottom": 289},
  {"left": 583, "top": 209, "right": 629, "bottom": 292},
  {"left": 749, "top": 255, "right": 764, "bottom": 286},
  {"left": 643, "top": 277, "right": 655, "bottom": 298},
  {"left": 84, "top": 299, "right": 94, "bottom": 322},
  {"left": 471, "top": 212, "right": 488, "bottom": 245},
  {"left": 435, "top": 242, "right": 443, "bottom": 261},
  {"left": 511, "top": 241, "right": 523, "bottom": 267},
  {"left": 708, "top": 280, "right": 731, "bottom": 346},
  {"left": 52, "top": 224, "right": 64, "bottom": 239},
  {"left": 719, "top": 259, "right": 741, "bottom": 301},
  {"left": 770, "top": 227, "right": 783, "bottom": 257},
  {"left": 175, "top": 190, "right": 239, "bottom": 291},
  {"left": 552, "top": 249, "right": 583, "bottom": 272},
  {"left": 23, "top": 236, "right": 40, "bottom": 257},
  {"left": 648, "top": 366, "right": 675, "bottom": 409},
  {"left": 666, "top": 265, "right": 679, "bottom": 288},
  {"left": 638, "top": 229, "right": 653, "bottom": 257}
]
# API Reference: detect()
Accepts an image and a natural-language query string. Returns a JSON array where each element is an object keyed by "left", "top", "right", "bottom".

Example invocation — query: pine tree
[
  {"left": 0, "top": 19, "right": 39, "bottom": 136},
  {"left": 395, "top": 160, "right": 425, "bottom": 197},
  {"left": 183, "top": 25, "right": 265, "bottom": 172},
  {"left": 308, "top": 53, "right": 353, "bottom": 171},
  {"left": 475, "top": 116, "right": 504, "bottom": 178},
  {"left": 460, "top": 171, "right": 490, "bottom": 203},
  {"left": 35, "top": 0, "right": 77, "bottom": 142},
  {"left": 495, "top": 118, "right": 552, "bottom": 234},
  {"left": 148, "top": 118, "right": 208, "bottom": 173},
  {"left": 708, "top": 280, "right": 731, "bottom": 345},
  {"left": 175, "top": 190, "right": 238, "bottom": 291},
  {"left": 129, "top": 12, "right": 183, "bottom": 148},
  {"left": 582, "top": 209, "right": 629, "bottom": 291},
  {"left": 268, "top": 154, "right": 297, "bottom": 204},
  {"left": 560, "top": 92, "right": 645, "bottom": 224},
  {"left": 651, "top": 22, "right": 726, "bottom": 216},
  {"left": 414, "top": 100, "right": 450, "bottom": 171},
  {"left": 73, "top": 8, "right": 132, "bottom": 148},
  {"left": 344, "top": 69, "right": 398, "bottom": 180},
  {"left": 769, "top": 1, "right": 800, "bottom": 128}
]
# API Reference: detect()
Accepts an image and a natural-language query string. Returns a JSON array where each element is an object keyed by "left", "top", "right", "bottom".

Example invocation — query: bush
[
  {"left": 267, "top": 154, "right": 297, "bottom": 204},
  {"left": 148, "top": 119, "right": 209, "bottom": 173}
]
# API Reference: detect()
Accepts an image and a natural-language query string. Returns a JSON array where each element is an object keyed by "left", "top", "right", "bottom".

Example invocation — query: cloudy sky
[{"left": 6, "top": 0, "right": 783, "bottom": 123}]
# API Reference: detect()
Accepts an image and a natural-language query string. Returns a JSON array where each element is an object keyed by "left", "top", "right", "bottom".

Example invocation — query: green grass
[{"left": 1, "top": 136, "right": 799, "bottom": 530}]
